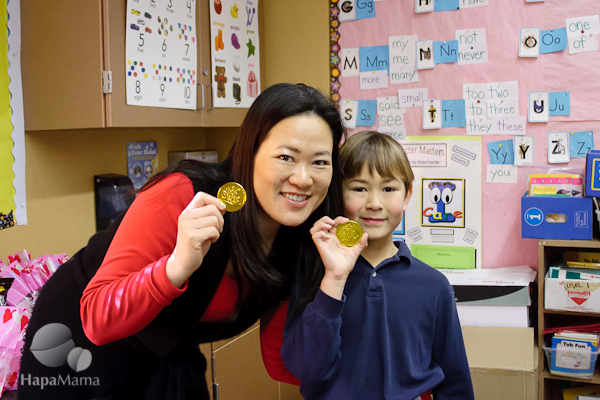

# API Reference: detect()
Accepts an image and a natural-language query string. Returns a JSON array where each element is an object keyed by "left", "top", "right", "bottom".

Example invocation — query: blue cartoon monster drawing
[{"left": 428, "top": 181, "right": 456, "bottom": 223}]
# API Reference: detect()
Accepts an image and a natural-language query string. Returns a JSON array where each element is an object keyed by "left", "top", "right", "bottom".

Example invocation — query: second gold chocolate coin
[
  {"left": 217, "top": 182, "right": 247, "bottom": 212},
  {"left": 336, "top": 220, "right": 363, "bottom": 247}
]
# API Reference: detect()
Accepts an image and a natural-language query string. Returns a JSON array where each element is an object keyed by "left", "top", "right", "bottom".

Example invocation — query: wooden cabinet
[
  {"left": 21, "top": 0, "right": 253, "bottom": 130},
  {"left": 538, "top": 239, "right": 600, "bottom": 400},
  {"left": 200, "top": 324, "right": 303, "bottom": 400}
]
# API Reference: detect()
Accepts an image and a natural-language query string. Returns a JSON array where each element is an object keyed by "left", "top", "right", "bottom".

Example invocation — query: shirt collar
[
  {"left": 358, "top": 240, "right": 413, "bottom": 269},
  {"left": 393, "top": 240, "right": 413, "bottom": 266}
]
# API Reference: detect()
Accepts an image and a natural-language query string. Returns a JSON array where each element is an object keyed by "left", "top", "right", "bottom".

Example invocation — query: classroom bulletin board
[{"left": 330, "top": 0, "right": 600, "bottom": 269}]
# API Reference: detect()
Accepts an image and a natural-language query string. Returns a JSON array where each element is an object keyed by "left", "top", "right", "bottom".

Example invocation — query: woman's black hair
[{"left": 143, "top": 83, "right": 346, "bottom": 319}]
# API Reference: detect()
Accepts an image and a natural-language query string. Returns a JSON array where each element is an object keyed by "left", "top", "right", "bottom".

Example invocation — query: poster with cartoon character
[
  {"left": 210, "top": 0, "right": 261, "bottom": 108},
  {"left": 401, "top": 136, "right": 482, "bottom": 268},
  {"left": 421, "top": 178, "right": 465, "bottom": 228}
]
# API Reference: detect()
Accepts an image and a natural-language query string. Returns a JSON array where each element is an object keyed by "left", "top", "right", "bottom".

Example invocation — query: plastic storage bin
[{"left": 543, "top": 345, "right": 600, "bottom": 379}]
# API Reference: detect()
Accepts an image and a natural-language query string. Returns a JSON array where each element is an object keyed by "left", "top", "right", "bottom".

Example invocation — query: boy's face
[{"left": 343, "top": 165, "right": 412, "bottom": 244}]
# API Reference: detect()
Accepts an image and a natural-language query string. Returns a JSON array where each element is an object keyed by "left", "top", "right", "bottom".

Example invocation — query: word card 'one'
[{"left": 566, "top": 15, "right": 600, "bottom": 54}]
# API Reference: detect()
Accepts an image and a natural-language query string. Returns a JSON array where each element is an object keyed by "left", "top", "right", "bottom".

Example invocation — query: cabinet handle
[
  {"left": 197, "top": 83, "right": 204, "bottom": 111},
  {"left": 207, "top": 84, "right": 214, "bottom": 111}
]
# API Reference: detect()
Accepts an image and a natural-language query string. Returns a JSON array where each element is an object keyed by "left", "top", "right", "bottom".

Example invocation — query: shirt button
[{"left": 372, "top": 271, "right": 377, "bottom": 277}]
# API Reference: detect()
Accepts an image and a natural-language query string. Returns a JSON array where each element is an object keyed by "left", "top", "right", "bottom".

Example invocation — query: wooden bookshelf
[{"left": 538, "top": 239, "right": 600, "bottom": 399}]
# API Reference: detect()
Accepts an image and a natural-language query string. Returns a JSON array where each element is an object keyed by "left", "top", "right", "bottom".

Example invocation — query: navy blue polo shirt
[{"left": 281, "top": 241, "right": 474, "bottom": 400}]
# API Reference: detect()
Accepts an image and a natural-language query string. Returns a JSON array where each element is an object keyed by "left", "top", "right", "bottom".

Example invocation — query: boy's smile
[{"left": 343, "top": 165, "right": 412, "bottom": 247}]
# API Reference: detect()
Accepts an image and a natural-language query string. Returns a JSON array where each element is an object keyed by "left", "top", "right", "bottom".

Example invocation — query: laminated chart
[
  {"left": 125, "top": 0, "right": 197, "bottom": 110},
  {"left": 0, "top": 0, "right": 25, "bottom": 229},
  {"left": 209, "top": 0, "right": 261, "bottom": 108},
  {"left": 403, "top": 136, "right": 482, "bottom": 269}
]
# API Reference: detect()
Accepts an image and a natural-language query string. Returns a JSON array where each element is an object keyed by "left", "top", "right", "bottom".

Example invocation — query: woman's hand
[
  {"left": 166, "top": 192, "right": 226, "bottom": 288},
  {"left": 310, "top": 216, "right": 368, "bottom": 300}
]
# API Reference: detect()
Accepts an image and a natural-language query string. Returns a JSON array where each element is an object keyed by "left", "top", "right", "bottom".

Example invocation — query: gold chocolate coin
[
  {"left": 336, "top": 220, "right": 363, "bottom": 247},
  {"left": 217, "top": 182, "right": 247, "bottom": 212}
]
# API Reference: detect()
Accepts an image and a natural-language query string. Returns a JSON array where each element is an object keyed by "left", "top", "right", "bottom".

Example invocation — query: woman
[{"left": 17, "top": 83, "right": 345, "bottom": 400}]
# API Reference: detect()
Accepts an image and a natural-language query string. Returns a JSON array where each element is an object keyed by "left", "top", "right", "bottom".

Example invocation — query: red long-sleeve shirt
[{"left": 79, "top": 173, "right": 299, "bottom": 384}]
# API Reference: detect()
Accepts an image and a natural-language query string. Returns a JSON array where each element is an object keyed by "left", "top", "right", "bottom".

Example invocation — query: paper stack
[{"left": 440, "top": 265, "right": 536, "bottom": 327}]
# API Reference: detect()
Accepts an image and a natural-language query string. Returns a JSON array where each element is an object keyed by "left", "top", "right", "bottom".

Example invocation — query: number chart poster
[
  {"left": 331, "top": 0, "right": 600, "bottom": 270},
  {"left": 210, "top": 0, "right": 261, "bottom": 108},
  {"left": 0, "top": 0, "right": 25, "bottom": 230},
  {"left": 126, "top": 0, "right": 197, "bottom": 110}
]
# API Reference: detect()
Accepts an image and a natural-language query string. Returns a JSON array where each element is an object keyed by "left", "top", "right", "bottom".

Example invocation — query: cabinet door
[
  {"left": 212, "top": 325, "right": 279, "bottom": 400},
  {"left": 21, "top": 1, "right": 106, "bottom": 130},
  {"left": 103, "top": 0, "right": 205, "bottom": 127}
]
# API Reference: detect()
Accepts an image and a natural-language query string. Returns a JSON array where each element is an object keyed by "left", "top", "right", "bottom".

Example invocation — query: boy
[{"left": 280, "top": 131, "right": 474, "bottom": 400}]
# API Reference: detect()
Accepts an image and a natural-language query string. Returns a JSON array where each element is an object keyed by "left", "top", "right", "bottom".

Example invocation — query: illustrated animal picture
[
  {"left": 522, "top": 35, "right": 537, "bottom": 49},
  {"left": 428, "top": 104, "right": 437, "bottom": 122},
  {"left": 547, "top": 131, "right": 570, "bottom": 164},
  {"left": 415, "top": 0, "right": 434, "bottom": 13},
  {"left": 215, "top": 66, "right": 227, "bottom": 98},
  {"left": 420, "top": 47, "right": 431, "bottom": 61},
  {"left": 552, "top": 138, "right": 566, "bottom": 155},
  {"left": 421, "top": 178, "right": 465, "bottom": 228},
  {"left": 529, "top": 91, "right": 549, "bottom": 122},
  {"left": 519, "top": 143, "right": 530, "bottom": 159}
]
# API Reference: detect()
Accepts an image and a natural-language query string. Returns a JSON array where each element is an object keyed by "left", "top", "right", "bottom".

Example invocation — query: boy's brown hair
[{"left": 340, "top": 130, "right": 414, "bottom": 191}]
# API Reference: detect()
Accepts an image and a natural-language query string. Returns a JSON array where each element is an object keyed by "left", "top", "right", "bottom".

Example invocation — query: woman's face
[{"left": 253, "top": 114, "right": 334, "bottom": 234}]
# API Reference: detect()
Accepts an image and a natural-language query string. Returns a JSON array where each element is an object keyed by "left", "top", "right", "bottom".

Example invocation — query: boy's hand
[{"left": 311, "top": 216, "right": 368, "bottom": 300}]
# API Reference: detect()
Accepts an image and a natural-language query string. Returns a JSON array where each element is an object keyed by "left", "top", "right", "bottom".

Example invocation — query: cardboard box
[
  {"left": 545, "top": 271, "right": 600, "bottom": 313},
  {"left": 462, "top": 326, "right": 537, "bottom": 400},
  {"left": 521, "top": 194, "right": 593, "bottom": 240},
  {"left": 168, "top": 150, "right": 219, "bottom": 167}
]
